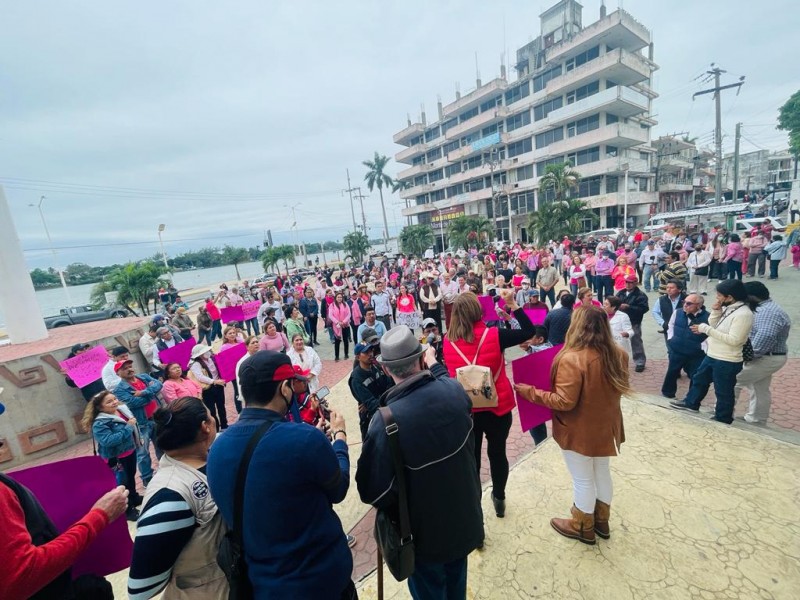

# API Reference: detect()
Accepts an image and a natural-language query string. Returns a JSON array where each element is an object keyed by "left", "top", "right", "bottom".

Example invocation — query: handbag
[
  {"left": 373, "top": 406, "right": 415, "bottom": 581},
  {"left": 742, "top": 338, "right": 754, "bottom": 362},
  {"left": 217, "top": 419, "right": 274, "bottom": 600},
  {"left": 694, "top": 265, "right": 709, "bottom": 276},
  {"left": 450, "top": 329, "right": 500, "bottom": 409}
]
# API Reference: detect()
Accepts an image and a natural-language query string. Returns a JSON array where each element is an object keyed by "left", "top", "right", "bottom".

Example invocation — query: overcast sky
[{"left": 2, "top": 0, "right": 795, "bottom": 269}]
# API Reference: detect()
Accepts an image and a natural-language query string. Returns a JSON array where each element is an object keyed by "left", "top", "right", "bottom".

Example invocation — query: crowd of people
[{"left": 1, "top": 222, "right": 793, "bottom": 600}]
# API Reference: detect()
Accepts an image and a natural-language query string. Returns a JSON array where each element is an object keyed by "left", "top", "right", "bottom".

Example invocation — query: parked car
[
  {"left": 584, "top": 228, "right": 623, "bottom": 239},
  {"left": 44, "top": 305, "right": 130, "bottom": 329},
  {"left": 733, "top": 217, "right": 787, "bottom": 235},
  {"left": 253, "top": 272, "right": 278, "bottom": 286}
]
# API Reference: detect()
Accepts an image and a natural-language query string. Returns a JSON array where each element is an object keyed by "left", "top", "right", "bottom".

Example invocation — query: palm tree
[
  {"left": 392, "top": 179, "right": 412, "bottom": 225},
  {"left": 363, "top": 152, "right": 393, "bottom": 250},
  {"left": 91, "top": 261, "right": 169, "bottom": 316},
  {"left": 342, "top": 230, "right": 371, "bottom": 264},
  {"left": 539, "top": 162, "right": 581, "bottom": 203},
  {"left": 222, "top": 245, "right": 251, "bottom": 280},
  {"left": 527, "top": 198, "right": 597, "bottom": 244},
  {"left": 261, "top": 247, "right": 281, "bottom": 274},
  {"left": 447, "top": 215, "right": 493, "bottom": 250},
  {"left": 273, "top": 244, "right": 296, "bottom": 274},
  {"left": 398, "top": 224, "right": 434, "bottom": 256}
]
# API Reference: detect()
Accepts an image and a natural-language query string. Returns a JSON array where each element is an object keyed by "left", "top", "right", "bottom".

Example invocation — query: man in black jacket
[
  {"left": 348, "top": 342, "right": 394, "bottom": 440},
  {"left": 356, "top": 326, "right": 483, "bottom": 599},
  {"left": 616, "top": 275, "right": 650, "bottom": 372},
  {"left": 661, "top": 294, "right": 709, "bottom": 398}
]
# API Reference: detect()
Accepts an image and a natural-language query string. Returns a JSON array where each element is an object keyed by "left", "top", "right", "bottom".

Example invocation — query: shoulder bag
[
  {"left": 217, "top": 419, "right": 274, "bottom": 600},
  {"left": 374, "top": 406, "right": 415, "bottom": 581},
  {"left": 451, "top": 329, "right": 499, "bottom": 408}
]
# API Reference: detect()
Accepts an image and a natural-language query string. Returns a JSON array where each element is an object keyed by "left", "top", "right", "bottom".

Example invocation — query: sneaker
[
  {"left": 669, "top": 400, "right": 698, "bottom": 412},
  {"left": 347, "top": 534, "right": 356, "bottom": 548}
]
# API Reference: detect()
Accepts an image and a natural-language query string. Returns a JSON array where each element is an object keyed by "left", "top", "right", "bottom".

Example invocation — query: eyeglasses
[{"left": 683, "top": 301, "right": 697, "bottom": 306}]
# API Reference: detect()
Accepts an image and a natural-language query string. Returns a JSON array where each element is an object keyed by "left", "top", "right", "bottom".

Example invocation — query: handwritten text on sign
[{"left": 60, "top": 345, "right": 109, "bottom": 388}]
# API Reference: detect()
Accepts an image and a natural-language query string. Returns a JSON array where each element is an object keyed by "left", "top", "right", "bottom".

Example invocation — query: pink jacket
[
  {"left": 724, "top": 242, "right": 744, "bottom": 262},
  {"left": 162, "top": 378, "right": 202, "bottom": 403},
  {"left": 327, "top": 302, "right": 351, "bottom": 339}
]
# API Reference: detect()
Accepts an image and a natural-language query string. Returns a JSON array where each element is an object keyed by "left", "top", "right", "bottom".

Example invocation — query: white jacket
[{"left": 697, "top": 301, "right": 753, "bottom": 363}]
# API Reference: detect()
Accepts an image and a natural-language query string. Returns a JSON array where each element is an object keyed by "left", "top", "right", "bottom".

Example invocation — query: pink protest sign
[
  {"left": 478, "top": 295, "right": 496, "bottom": 322},
  {"left": 158, "top": 336, "right": 196, "bottom": 370},
  {"left": 524, "top": 307, "right": 548, "bottom": 325},
  {"left": 220, "top": 305, "right": 244, "bottom": 324},
  {"left": 216, "top": 343, "right": 247, "bottom": 382},
  {"left": 60, "top": 345, "right": 109, "bottom": 388},
  {"left": 511, "top": 344, "right": 562, "bottom": 432},
  {"left": 242, "top": 300, "right": 261, "bottom": 321},
  {"left": 8, "top": 456, "right": 134, "bottom": 578}
]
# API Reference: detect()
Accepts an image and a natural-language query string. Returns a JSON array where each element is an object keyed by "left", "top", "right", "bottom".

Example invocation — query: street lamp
[
  {"left": 30, "top": 195, "right": 72, "bottom": 306},
  {"left": 157, "top": 224, "right": 171, "bottom": 278}
]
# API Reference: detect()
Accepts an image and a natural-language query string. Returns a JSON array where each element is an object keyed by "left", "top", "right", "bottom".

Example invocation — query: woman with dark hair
[
  {"left": 285, "top": 305, "right": 310, "bottom": 345},
  {"left": 443, "top": 290, "right": 535, "bottom": 519},
  {"left": 128, "top": 397, "right": 228, "bottom": 599},
  {"left": 722, "top": 233, "right": 744, "bottom": 280},
  {"left": 188, "top": 344, "right": 228, "bottom": 431},
  {"left": 328, "top": 291, "right": 352, "bottom": 361},
  {"left": 82, "top": 390, "right": 142, "bottom": 520},
  {"left": 515, "top": 306, "right": 630, "bottom": 545},
  {"left": 299, "top": 286, "right": 320, "bottom": 345},
  {"left": 161, "top": 362, "right": 202, "bottom": 404},
  {"left": 670, "top": 279, "right": 755, "bottom": 424}
]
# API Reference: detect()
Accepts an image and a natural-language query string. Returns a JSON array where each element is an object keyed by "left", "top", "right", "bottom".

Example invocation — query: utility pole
[
  {"left": 343, "top": 169, "right": 358, "bottom": 232},
  {"left": 693, "top": 65, "right": 745, "bottom": 203},
  {"left": 353, "top": 188, "right": 369, "bottom": 236},
  {"left": 732, "top": 122, "right": 742, "bottom": 204}
]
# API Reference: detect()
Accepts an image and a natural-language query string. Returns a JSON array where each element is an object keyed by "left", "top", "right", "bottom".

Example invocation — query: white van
[{"left": 733, "top": 217, "right": 787, "bottom": 234}]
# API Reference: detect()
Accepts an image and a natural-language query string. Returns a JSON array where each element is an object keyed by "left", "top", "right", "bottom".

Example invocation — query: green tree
[
  {"left": 273, "top": 244, "right": 296, "bottom": 274},
  {"left": 447, "top": 215, "right": 493, "bottom": 250},
  {"left": 222, "top": 245, "right": 251, "bottom": 280},
  {"left": 398, "top": 223, "right": 434, "bottom": 256},
  {"left": 777, "top": 89, "right": 800, "bottom": 157},
  {"left": 29, "top": 268, "right": 60, "bottom": 289},
  {"left": 539, "top": 162, "right": 581, "bottom": 203},
  {"left": 92, "top": 261, "right": 169, "bottom": 315},
  {"left": 342, "top": 230, "right": 371, "bottom": 264},
  {"left": 527, "top": 198, "right": 597, "bottom": 244},
  {"left": 261, "top": 247, "right": 282, "bottom": 274},
  {"left": 363, "top": 152, "right": 393, "bottom": 249}
]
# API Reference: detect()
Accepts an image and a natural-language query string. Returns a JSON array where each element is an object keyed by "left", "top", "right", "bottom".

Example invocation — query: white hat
[{"left": 190, "top": 344, "right": 213, "bottom": 360}]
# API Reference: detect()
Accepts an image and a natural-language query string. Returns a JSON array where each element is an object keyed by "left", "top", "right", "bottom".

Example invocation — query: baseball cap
[
  {"left": 70, "top": 343, "right": 90, "bottom": 354},
  {"left": 113, "top": 359, "right": 133, "bottom": 373},
  {"left": 647, "top": 240, "right": 655, "bottom": 245},
  {"left": 354, "top": 343, "right": 374, "bottom": 355},
  {"left": 421, "top": 317, "right": 437, "bottom": 329},
  {"left": 361, "top": 327, "right": 379, "bottom": 345},
  {"left": 291, "top": 365, "right": 310, "bottom": 381},
  {"left": 625, "top": 275, "right": 639, "bottom": 283},
  {"left": 238, "top": 351, "right": 297, "bottom": 389}
]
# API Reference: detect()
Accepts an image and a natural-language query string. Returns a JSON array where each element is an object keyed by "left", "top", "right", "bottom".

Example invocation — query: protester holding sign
[
  {"left": 62, "top": 343, "right": 108, "bottom": 402},
  {"left": 514, "top": 306, "right": 629, "bottom": 545},
  {"left": 188, "top": 344, "right": 228, "bottom": 431}
]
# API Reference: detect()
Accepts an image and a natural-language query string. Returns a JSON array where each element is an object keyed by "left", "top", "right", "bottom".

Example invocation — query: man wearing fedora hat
[
  {"left": 615, "top": 274, "right": 650, "bottom": 372},
  {"left": 357, "top": 326, "right": 483, "bottom": 599}
]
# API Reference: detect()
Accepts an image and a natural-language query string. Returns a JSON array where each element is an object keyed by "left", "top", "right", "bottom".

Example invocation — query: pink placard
[
  {"left": 478, "top": 295, "right": 496, "bottom": 322},
  {"left": 8, "top": 456, "right": 134, "bottom": 578},
  {"left": 242, "top": 301, "right": 261, "bottom": 321},
  {"left": 158, "top": 336, "right": 196, "bottom": 370},
  {"left": 216, "top": 343, "right": 248, "bottom": 382},
  {"left": 220, "top": 305, "right": 244, "bottom": 324},
  {"left": 60, "top": 345, "right": 109, "bottom": 388},
  {"left": 524, "top": 307, "right": 548, "bottom": 325},
  {"left": 511, "top": 344, "right": 563, "bottom": 432}
]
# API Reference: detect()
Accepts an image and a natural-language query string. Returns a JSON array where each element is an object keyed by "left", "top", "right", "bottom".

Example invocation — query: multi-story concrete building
[
  {"left": 652, "top": 136, "right": 707, "bottom": 212},
  {"left": 721, "top": 149, "right": 797, "bottom": 197},
  {"left": 393, "top": 0, "right": 658, "bottom": 248}
]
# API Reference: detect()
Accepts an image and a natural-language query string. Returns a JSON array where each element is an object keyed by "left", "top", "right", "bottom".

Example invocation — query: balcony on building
[
  {"left": 658, "top": 175, "right": 694, "bottom": 192},
  {"left": 442, "top": 78, "right": 508, "bottom": 119},
  {"left": 545, "top": 48, "right": 656, "bottom": 99},
  {"left": 446, "top": 131, "right": 503, "bottom": 163},
  {"left": 395, "top": 143, "right": 427, "bottom": 165},
  {"left": 544, "top": 9, "right": 651, "bottom": 64},
  {"left": 547, "top": 85, "right": 649, "bottom": 127},
  {"left": 659, "top": 155, "right": 695, "bottom": 171},
  {"left": 543, "top": 122, "right": 650, "bottom": 158},
  {"left": 585, "top": 190, "right": 657, "bottom": 209},
  {"left": 393, "top": 122, "right": 425, "bottom": 146},
  {"left": 445, "top": 107, "right": 507, "bottom": 140},
  {"left": 401, "top": 188, "right": 493, "bottom": 217},
  {"left": 397, "top": 161, "right": 434, "bottom": 180},
  {"left": 576, "top": 156, "right": 650, "bottom": 179}
]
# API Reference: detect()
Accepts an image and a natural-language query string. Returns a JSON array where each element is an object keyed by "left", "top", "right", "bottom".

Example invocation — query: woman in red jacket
[{"left": 443, "top": 289, "right": 535, "bottom": 518}]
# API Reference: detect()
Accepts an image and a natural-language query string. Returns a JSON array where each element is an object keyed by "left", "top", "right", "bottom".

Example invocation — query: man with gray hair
[
  {"left": 151, "top": 327, "right": 184, "bottom": 370},
  {"left": 661, "top": 293, "right": 709, "bottom": 399},
  {"left": 356, "top": 326, "right": 483, "bottom": 599}
]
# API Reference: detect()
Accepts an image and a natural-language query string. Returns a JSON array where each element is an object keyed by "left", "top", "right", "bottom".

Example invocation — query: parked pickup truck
[{"left": 44, "top": 305, "right": 131, "bottom": 329}]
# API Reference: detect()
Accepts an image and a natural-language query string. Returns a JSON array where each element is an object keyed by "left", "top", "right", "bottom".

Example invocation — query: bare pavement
[{"left": 14, "top": 266, "right": 800, "bottom": 599}]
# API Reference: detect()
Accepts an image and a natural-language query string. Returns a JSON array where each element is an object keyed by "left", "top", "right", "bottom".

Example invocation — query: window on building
[
  {"left": 606, "top": 176, "right": 619, "bottom": 193},
  {"left": 409, "top": 135, "right": 422, "bottom": 146},
  {"left": 426, "top": 147, "right": 442, "bottom": 162},
  {"left": 482, "top": 123, "right": 500, "bottom": 137},
  {"left": 504, "top": 81, "right": 531, "bottom": 105},
  {"left": 466, "top": 178, "right": 485, "bottom": 192},
  {"left": 429, "top": 189, "right": 445, "bottom": 202},
  {"left": 578, "top": 177, "right": 602, "bottom": 198},
  {"left": 533, "top": 96, "right": 563, "bottom": 121},
  {"left": 640, "top": 123, "right": 650, "bottom": 129},
  {"left": 565, "top": 45, "right": 599, "bottom": 72},
  {"left": 533, "top": 65, "right": 562, "bottom": 92},
  {"left": 509, "top": 191, "right": 536, "bottom": 214},
  {"left": 606, "top": 113, "right": 619, "bottom": 124},
  {"left": 536, "top": 156, "right": 565, "bottom": 177},
  {"left": 479, "top": 96, "right": 501, "bottom": 112},
  {"left": 566, "top": 114, "right": 600, "bottom": 138},
  {"left": 639, "top": 151, "right": 649, "bottom": 162},
  {"left": 566, "top": 80, "right": 600, "bottom": 104},
  {"left": 516, "top": 164, "right": 534, "bottom": 181},
  {"left": 428, "top": 169, "right": 444, "bottom": 183},
  {"left": 606, "top": 145, "right": 618, "bottom": 158},
  {"left": 638, "top": 178, "right": 648, "bottom": 192},
  {"left": 606, "top": 80, "right": 617, "bottom": 89},
  {"left": 535, "top": 126, "right": 564, "bottom": 149},
  {"left": 445, "top": 163, "right": 462, "bottom": 177},
  {"left": 462, "top": 132, "right": 480, "bottom": 146},
  {"left": 507, "top": 137, "right": 533, "bottom": 158},
  {"left": 567, "top": 146, "right": 600, "bottom": 166},
  {"left": 486, "top": 199, "right": 494, "bottom": 218},
  {"left": 540, "top": 187, "right": 556, "bottom": 203},
  {"left": 444, "top": 140, "right": 460, "bottom": 154},
  {"left": 446, "top": 183, "right": 464, "bottom": 197},
  {"left": 464, "top": 155, "right": 483, "bottom": 171},
  {"left": 412, "top": 155, "right": 425, "bottom": 166},
  {"left": 459, "top": 106, "right": 479, "bottom": 123},
  {"left": 506, "top": 109, "right": 532, "bottom": 132},
  {"left": 441, "top": 118, "right": 458, "bottom": 134},
  {"left": 416, "top": 194, "right": 428, "bottom": 206},
  {"left": 418, "top": 212, "right": 431, "bottom": 224},
  {"left": 424, "top": 126, "right": 440, "bottom": 142},
  {"left": 414, "top": 175, "right": 427, "bottom": 186}
]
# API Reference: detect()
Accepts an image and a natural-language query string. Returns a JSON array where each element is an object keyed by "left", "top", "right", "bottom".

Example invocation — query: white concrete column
[{"left": 0, "top": 186, "right": 48, "bottom": 343}]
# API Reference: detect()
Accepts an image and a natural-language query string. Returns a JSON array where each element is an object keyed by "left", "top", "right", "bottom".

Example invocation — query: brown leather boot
[
  {"left": 550, "top": 505, "right": 596, "bottom": 545},
  {"left": 594, "top": 500, "right": 610, "bottom": 539}
]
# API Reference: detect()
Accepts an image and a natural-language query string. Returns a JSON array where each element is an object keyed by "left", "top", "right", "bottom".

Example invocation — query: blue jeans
[
  {"left": 136, "top": 419, "right": 161, "bottom": 484},
  {"left": 539, "top": 288, "right": 556, "bottom": 307},
  {"left": 681, "top": 356, "right": 743, "bottom": 423},
  {"left": 529, "top": 422, "right": 548, "bottom": 445},
  {"left": 595, "top": 275, "right": 613, "bottom": 303},
  {"left": 408, "top": 556, "right": 468, "bottom": 600},
  {"left": 727, "top": 260, "right": 742, "bottom": 280},
  {"left": 210, "top": 319, "right": 223, "bottom": 341},
  {"left": 642, "top": 265, "right": 659, "bottom": 292},
  {"left": 198, "top": 329, "right": 213, "bottom": 345},
  {"left": 245, "top": 317, "right": 260, "bottom": 336}
]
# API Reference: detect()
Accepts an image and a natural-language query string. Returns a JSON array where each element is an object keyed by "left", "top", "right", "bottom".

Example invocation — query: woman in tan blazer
[{"left": 515, "top": 306, "right": 631, "bottom": 545}]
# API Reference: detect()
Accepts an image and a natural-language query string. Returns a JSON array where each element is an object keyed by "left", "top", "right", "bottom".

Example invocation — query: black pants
[
  {"left": 203, "top": 384, "right": 228, "bottom": 430},
  {"left": 473, "top": 410, "right": 513, "bottom": 500},
  {"left": 232, "top": 379, "right": 242, "bottom": 414},
  {"left": 307, "top": 315, "right": 319, "bottom": 343},
  {"left": 529, "top": 422, "right": 548, "bottom": 445},
  {"left": 112, "top": 452, "right": 139, "bottom": 509},
  {"left": 661, "top": 350, "right": 704, "bottom": 398},
  {"left": 377, "top": 314, "right": 392, "bottom": 331},
  {"left": 339, "top": 580, "right": 358, "bottom": 600},
  {"left": 334, "top": 328, "right": 351, "bottom": 360}
]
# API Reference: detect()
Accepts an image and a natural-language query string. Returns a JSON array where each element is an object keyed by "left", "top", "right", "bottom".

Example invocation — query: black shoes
[
  {"left": 634, "top": 365, "right": 645, "bottom": 373},
  {"left": 491, "top": 493, "right": 505, "bottom": 518},
  {"left": 669, "top": 400, "right": 699, "bottom": 412},
  {"left": 126, "top": 507, "right": 140, "bottom": 521}
]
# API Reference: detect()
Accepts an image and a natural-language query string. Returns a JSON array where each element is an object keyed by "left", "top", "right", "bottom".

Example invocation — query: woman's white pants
[{"left": 561, "top": 449, "right": 613, "bottom": 513}]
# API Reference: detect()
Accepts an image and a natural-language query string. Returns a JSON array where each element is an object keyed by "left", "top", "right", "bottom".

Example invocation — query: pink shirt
[
  {"left": 162, "top": 378, "right": 203, "bottom": 403},
  {"left": 259, "top": 332, "right": 290, "bottom": 352}
]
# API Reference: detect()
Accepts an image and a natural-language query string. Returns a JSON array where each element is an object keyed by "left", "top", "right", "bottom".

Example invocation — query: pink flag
[
  {"left": 158, "top": 336, "right": 196, "bottom": 370},
  {"left": 8, "top": 456, "right": 134, "bottom": 578},
  {"left": 478, "top": 295, "right": 496, "bottom": 322},
  {"left": 216, "top": 343, "right": 248, "bottom": 382},
  {"left": 511, "top": 344, "right": 562, "bottom": 432},
  {"left": 241, "top": 301, "right": 261, "bottom": 321},
  {"left": 60, "top": 345, "right": 109, "bottom": 388},
  {"left": 220, "top": 305, "right": 244, "bottom": 324},
  {"left": 524, "top": 306, "right": 548, "bottom": 325}
]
